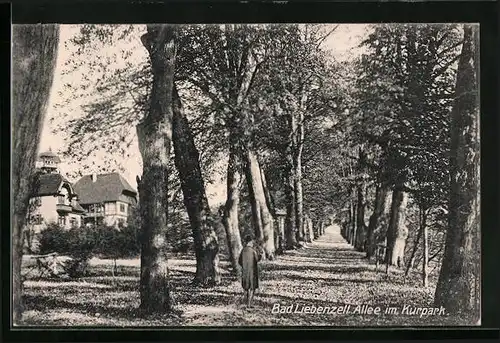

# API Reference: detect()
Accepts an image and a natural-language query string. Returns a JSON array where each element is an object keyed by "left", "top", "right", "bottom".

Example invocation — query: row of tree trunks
[
  {"left": 12, "top": 24, "right": 60, "bottom": 323},
  {"left": 137, "top": 24, "right": 178, "bottom": 313},
  {"left": 343, "top": 182, "right": 409, "bottom": 270},
  {"left": 366, "top": 184, "right": 389, "bottom": 259},
  {"left": 403, "top": 205, "right": 429, "bottom": 286},
  {"left": 172, "top": 86, "right": 220, "bottom": 286}
]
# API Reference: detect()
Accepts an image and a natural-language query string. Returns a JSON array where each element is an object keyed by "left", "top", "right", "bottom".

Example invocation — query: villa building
[
  {"left": 28, "top": 149, "right": 86, "bottom": 231},
  {"left": 73, "top": 173, "right": 138, "bottom": 227}
]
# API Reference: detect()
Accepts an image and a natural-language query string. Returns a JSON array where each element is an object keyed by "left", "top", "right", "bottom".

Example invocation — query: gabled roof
[
  {"left": 72, "top": 202, "right": 86, "bottom": 213},
  {"left": 73, "top": 173, "right": 137, "bottom": 205},
  {"left": 35, "top": 173, "right": 70, "bottom": 196}
]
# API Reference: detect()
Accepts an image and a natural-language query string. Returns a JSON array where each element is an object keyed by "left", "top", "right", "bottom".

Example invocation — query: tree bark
[
  {"left": 434, "top": 25, "right": 480, "bottom": 318},
  {"left": 293, "top": 110, "right": 305, "bottom": 243},
  {"left": 422, "top": 213, "right": 429, "bottom": 287},
  {"left": 222, "top": 139, "right": 243, "bottom": 275},
  {"left": 385, "top": 188, "right": 409, "bottom": 267},
  {"left": 244, "top": 150, "right": 275, "bottom": 259},
  {"left": 308, "top": 217, "right": 314, "bottom": 243},
  {"left": 172, "top": 86, "right": 220, "bottom": 286},
  {"left": 404, "top": 215, "right": 423, "bottom": 278},
  {"left": 355, "top": 183, "right": 367, "bottom": 251},
  {"left": 284, "top": 165, "right": 297, "bottom": 249},
  {"left": 12, "top": 24, "right": 59, "bottom": 324},
  {"left": 351, "top": 200, "right": 357, "bottom": 246},
  {"left": 137, "top": 25, "right": 177, "bottom": 312},
  {"left": 366, "top": 184, "right": 389, "bottom": 259}
]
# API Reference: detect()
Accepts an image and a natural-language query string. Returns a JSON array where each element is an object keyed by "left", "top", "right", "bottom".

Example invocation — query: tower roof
[{"left": 38, "top": 149, "right": 61, "bottom": 163}]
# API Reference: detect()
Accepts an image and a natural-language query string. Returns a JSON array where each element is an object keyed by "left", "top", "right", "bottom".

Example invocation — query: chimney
[{"left": 91, "top": 173, "right": 97, "bottom": 183}]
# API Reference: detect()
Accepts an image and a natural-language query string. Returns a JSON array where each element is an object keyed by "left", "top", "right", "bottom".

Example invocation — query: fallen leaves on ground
[{"left": 20, "top": 225, "right": 474, "bottom": 327}]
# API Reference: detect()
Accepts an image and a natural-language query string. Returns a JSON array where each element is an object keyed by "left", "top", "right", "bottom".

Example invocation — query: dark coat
[{"left": 238, "top": 245, "right": 261, "bottom": 290}]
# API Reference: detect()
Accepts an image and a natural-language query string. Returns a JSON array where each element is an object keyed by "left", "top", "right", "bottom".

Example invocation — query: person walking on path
[{"left": 238, "top": 235, "right": 262, "bottom": 307}]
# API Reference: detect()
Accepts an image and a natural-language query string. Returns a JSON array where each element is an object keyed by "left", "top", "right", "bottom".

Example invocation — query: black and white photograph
[{"left": 11, "top": 22, "right": 480, "bottom": 327}]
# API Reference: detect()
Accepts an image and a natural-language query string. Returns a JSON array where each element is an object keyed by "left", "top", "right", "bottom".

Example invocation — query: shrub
[
  {"left": 38, "top": 224, "right": 96, "bottom": 277},
  {"left": 38, "top": 223, "right": 70, "bottom": 255},
  {"left": 93, "top": 224, "right": 140, "bottom": 259}
]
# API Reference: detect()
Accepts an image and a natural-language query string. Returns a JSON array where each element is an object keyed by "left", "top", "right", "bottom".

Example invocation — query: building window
[
  {"left": 70, "top": 217, "right": 78, "bottom": 228},
  {"left": 58, "top": 195, "right": 65, "bottom": 204},
  {"left": 90, "top": 204, "right": 104, "bottom": 213},
  {"left": 58, "top": 216, "right": 66, "bottom": 226},
  {"left": 120, "top": 204, "right": 126, "bottom": 213}
]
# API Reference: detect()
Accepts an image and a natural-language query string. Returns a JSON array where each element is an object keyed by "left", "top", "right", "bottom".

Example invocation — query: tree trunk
[
  {"left": 12, "top": 24, "right": 59, "bottom": 324},
  {"left": 275, "top": 215, "right": 285, "bottom": 254},
  {"left": 172, "top": 86, "right": 220, "bottom": 286},
  {"left": 385, "top": 188, "right": 409, "bottom": 267},
  {"left": 434, "top": 26, "right": 480, "bottom": 318},
  {"left": 244, "top": 150, "right": 275, "bottom": 259},
  {"left": 137, "top": 25, "right": 177, "bottom": 313},
  {"left": 293, "top": 116, "right": 305, "bottom": 243},
  {"left": 422, "top": 214, "right": 429, "bottom": 287},
  {"left": 221, "top": 141, "right": 243, "bottom": 275},
  {"left": 308, "top": 217, "right": 314, "bottom": 242},
  {"left": 284, "top": 165, "right": 297, "bottom": 249},
  {"left": 404, "top": 215, "right": 423, "bottom": 278},
  {"left": 366, "top": 184, "right": 389, "bottom": 259},
  {"left": 261, "top": 168, "right": 275, "bottom": 216},
  {"left": 351, "top": 201, "right": 357, "bottom": 246},
  {"left": 355, "top": 183, "right": 367, "bottom": 251},
  {"left": 261, "top": 168, "right": 281, "bottom": 254}
]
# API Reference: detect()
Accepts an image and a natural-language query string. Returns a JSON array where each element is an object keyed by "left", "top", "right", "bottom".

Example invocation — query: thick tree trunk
[
  {"left": 293, "top": 125, "right": 305, "bottom": 243},
  {"left": 261, "top": 168, "right": 281, "bottom": 254},
  {"left": 385, "top": 188, "right": 409, "bottom": 267},
  {"left": 221, "top": 142, "right": 243, "bottom": 275},
  {"left": 137, "top": 25, "right": 177, "bottom": 312},
  {"left": 172, "top": 87, "right": 220, "bottom": 286},
  {"left": 366, "top": 184, "right": 389, "bottom": 259},
  {"left": 308, "top": 217, "right": 314, "bottom": 242},
  {"left": 290, "top": 91, "right": 306, "bottom": 244},
  {"left": 261, "top": 169, "right": 275, "bottom": 216},
  {"left": 434, "top": 26, "right": 480, "bottom": 318},
  {"left": 12, "top": 24, "right": 59, "bottom": 324},
  {"left": 244, "top": 150, "right": 275, "bottom": 259}
]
